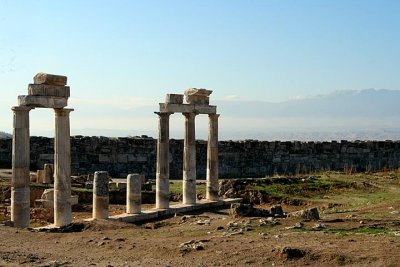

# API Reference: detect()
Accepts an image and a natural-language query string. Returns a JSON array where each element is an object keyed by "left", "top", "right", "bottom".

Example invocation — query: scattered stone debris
[
  {"left": 289, "top": 207, "right": 320, "bottom": 220},
  {"left": 230, "top": 203, "right": 254, "bottom": 217},
  {"left": 229, "top": 203, "right": 285, "bottom": 218},
  {"left": 195, "top": 219, "right": 211, "bottom": 225},
  {"left": 312, "top": 223, "right": 326, "bottom": 231},
  {"left": 32, "top": 223, "right": 85, "bottom": 233},
  {"left": 285, "top": 222, "right": 304, "bottom": 230},
  {"left": 179, "top": 239, "right": 209, "bottom": 251}
]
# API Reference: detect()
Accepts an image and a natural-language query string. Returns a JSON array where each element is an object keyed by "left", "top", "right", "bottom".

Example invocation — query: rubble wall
[{"left": 0, "top": 136, "right": 399, "bottom": 178}]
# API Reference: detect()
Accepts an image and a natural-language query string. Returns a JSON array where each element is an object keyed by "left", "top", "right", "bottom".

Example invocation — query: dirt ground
[{"left": 1, "top": 169, "right": 400, "bottom": 267}]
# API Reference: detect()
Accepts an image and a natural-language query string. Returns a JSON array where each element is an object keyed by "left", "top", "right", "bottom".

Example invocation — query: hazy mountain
[
  {"left": 216, "top": 89, "right": 400, "bottom": 141},
  {"left": 217, "top": 89, "right": 400, "bottom": 118}
]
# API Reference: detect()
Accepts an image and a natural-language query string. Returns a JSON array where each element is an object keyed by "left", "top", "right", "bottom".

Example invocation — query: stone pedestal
[
  {"left": 11, "top": 106, "right": 31, "bottom": 228},
  {"left": 155, "top": 112, "right": 172, "bottom": 209},
  {"left": 183, "top": 112, "right": 197, "bottom": 205},
  {"left": 53, "top": 108, "right": 73, "bottom": 227},
  {"left": 206, "top": 114, "right": 220, "bottom": 201},
  {"left": 93, "top": 171, "right": 109, "bottom": 219},
  {"left": 127, "top": 174, "right": 142, "bottom": 214}
]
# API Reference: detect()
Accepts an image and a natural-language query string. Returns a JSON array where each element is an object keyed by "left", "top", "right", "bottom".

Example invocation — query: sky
[{"left": 1, "top": 0, "right": 399, "bottom": 139}]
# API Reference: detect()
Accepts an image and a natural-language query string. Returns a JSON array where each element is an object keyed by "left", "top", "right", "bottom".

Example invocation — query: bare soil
[{"left": 1, "top": 169, "right": 400, "bottom": 267}]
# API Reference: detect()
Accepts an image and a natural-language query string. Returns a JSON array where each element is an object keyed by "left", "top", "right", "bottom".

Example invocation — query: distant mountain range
[
  {"left": 216, "top": 89, "right": 400, "bottom": 118},
  {"left": 215, "top": 89, "right": 400, "bottom": 141}
]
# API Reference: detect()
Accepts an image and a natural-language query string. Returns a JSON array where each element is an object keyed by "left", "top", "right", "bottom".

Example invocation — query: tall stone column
[
  {"left": 53, "top": 108, "right": 73, "bottom": 227},
  {"left": 206, "top": 114, "right": 219, "bottom": 201},
  {"left": 183, "top": 112, "right": 196, "bottom": 205},
  {"left": 11, "top": 106, "right": 31, "bottom": 228},
  {"left": 155, "top": 112, "right": 172, "bottom": 209}
]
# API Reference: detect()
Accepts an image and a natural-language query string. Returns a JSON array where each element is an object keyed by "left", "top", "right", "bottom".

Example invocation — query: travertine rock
[
  {"left": 28, "top": 84, "right": 70, "bottom": 98},
  {"left": 184, "top": 88, "right": 212, "bottom": 105},
  {"left": 159, "top": 103, "right": 216, "bottom": 114},
  {"left": 33, "top": 73, "right": 67, "bottom": 86},
  {"left": 165, "top": 94, "right": 183, "bottom": 104},
  {"left": 18, "top": 95, "right": 68, "bottom": 108}
]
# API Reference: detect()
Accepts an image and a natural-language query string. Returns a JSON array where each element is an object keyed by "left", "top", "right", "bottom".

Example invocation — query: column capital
[
  {"left": 54, "top": 108, "right": 74, "bottom": 117},
  {"left": 155, "top": 111, "right": 173, "bottom": 117},
  {"left": 182, "top": 112, "right": 197, "bottom": 118},
  {"left": 209, "top": 113, "right": 220, "bottom": 119},
  {"left": 11, "top": 106, "right": 33, "bottom": 112}
]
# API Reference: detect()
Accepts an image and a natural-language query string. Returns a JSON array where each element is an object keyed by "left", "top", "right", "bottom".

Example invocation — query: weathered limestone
[
  {"left": 11, "top": 106, "right": 32, "bottom": 228},
  {"left": 37, "top": 170, "right": 46, "bottom": 183},
  {"left": 206, "top": 114, "right": 219, "bottom": 201},
  {"left": 159, "top": 103, "right": 216, "bottom": 114},
  {"left": 93, "top": 171, "right": 109, "bottom": 219},
  {"left": 53, "top": 108, "right": 73, "bottom": 227},
  {"left": 184, "top": 88, "right": 212, "bottom": 105},
  {"left": 183, "top": 112, "right": 197, "bottom": 205},
  {"left": 43, "top": 163, "right": 53, "bottom": 184},
  {"left": 127, "top": 174, "right": 142, "bottom": 214},
  {"left": 11, "top": 72, "right": 73, "bottom": 228},
  {"left": 155, "top": 88, "right": 219, "bottom": 209},
  {"left": 18, "top": 95, "right": 68, "bottom": 109},
  {"left": 165, "top": 94, "right": 183, "bottom": 104},
  {"left": 155, "top": 112, "right": 172, "bottom": 209},
  {"left": 33, "top": 73, "right": 67, "bottom": 86},
  {"left": 34, "top": 188, "right": 78, "bottom": 209},
  {"left": 28, "top": 84, "right": 70, "bottom": 98}
]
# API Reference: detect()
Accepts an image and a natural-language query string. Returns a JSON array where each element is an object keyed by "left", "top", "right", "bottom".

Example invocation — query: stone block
[
  {"left": 33, "top": 72, "right": 67, "bottom": 86},
  {"left": 37, "top": 170, "right": 45, "bottom": 183},
  {"left": 165, "top": 94, "right": 183, "bottom": 104},
  {"left": 18, "top": 95, "right": 68, "bottom": 108},
  {"left": 184, "top": 88, "right": 212, "bottom": 105},
  {"left": 159, "top": 103, "right": 217, "bottom": 114},
  {"left": 28, "top": 84, "right": 70, "bottom": 98}
]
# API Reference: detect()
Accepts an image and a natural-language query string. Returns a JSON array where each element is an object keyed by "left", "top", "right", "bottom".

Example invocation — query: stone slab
[
  {"left": 159, "top": 103, "right": 216, "bottom": 114},
  {"left": 108, "top": 198, "right": 241, "bottom": 223},
  {"left": 18, "top": 95, "right": 68, "bottom": 108},
  {"left": 184, "top": 88, "right": 212, "bottom": 105},
  {"left": 34, "top": 196, "right": 78, "bottom": 209},
  {"left": 165, "top": 94, "right": 183, "bottom": 104},
  {"left": 28, "top": 84, "right": 70, "bottom": 98},
  {"left": 33, "top": 73, "right": 67, "bottom": 86}
]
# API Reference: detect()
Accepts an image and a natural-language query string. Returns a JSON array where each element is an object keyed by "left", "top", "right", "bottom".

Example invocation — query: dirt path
[{"left": 1, "top": 207, "right": 400, "bottom": 267}]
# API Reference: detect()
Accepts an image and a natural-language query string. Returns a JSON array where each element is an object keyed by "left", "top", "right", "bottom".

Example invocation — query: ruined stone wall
[{"left": 0, "top": 137, "right": 399, "bottom": 178}]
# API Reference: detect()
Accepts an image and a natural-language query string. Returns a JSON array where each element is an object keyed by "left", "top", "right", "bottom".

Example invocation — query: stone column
[
  {"left": 183, "top": 112, "right": 196, "bottom": 205},
  {"left": 93, "top": 171, "right": 109, "bottom": 219},
  {"left": 53, "top": 108, "right": 73, "bottom": 227},
  {"left": 127, "top": 174, "right": 142, "bottom": 214},
  {"left": 206, "top": 114, "right": 220, "bottom": 201},
  {"left": 43, "top": 164, "right": 53, "bottom": 184},
  {"left": 155, "top": 112, "right": 172, "bottom": 209},
  {"left": 11, "top": 106, "right": 31, "bottom": 228}
]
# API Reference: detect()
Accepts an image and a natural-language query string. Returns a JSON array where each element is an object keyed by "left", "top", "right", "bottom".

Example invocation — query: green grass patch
[
  {"left": 152, "top": 180, "right": 206, "bottom": 195},
  {"left": 247, "top": 177, "right": 354, "bottom": 199}
]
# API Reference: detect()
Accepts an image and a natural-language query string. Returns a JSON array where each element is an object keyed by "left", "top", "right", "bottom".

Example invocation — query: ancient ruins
[
  {"left": 11, "top": 73, "right": 73, "bottom": 228},
  {"left": 10, "top": 74, "right": 230, "bottom": 228},
  {"left": 155, "top": 88, "right": 220, "bottom": 208}
]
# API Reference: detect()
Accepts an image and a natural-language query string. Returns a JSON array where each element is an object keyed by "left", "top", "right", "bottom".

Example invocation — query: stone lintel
[
  {"left": 165, "top": 94, "right": 183, "bottom": 104},
  {"left": 28, "top": 84, "right": 70, "bottom": 98},
  {"left": 159, "top": 103, "right": 216, "bottom": 114},
  {"left": 33, "top": 73, "right": 67, "bottom": 86},
  {"left": 18, "top": 95, "right": 68, "bottom": 108}
]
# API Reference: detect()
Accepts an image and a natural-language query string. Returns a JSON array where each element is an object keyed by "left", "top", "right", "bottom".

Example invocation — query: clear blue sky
[{"left": 1, "top": 0, "right": 399, "bottom": 138}]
